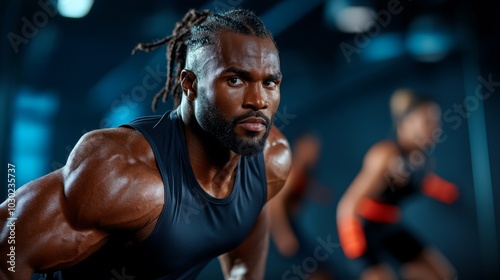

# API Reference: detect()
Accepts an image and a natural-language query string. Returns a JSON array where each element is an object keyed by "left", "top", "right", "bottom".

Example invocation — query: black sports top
[
  {"left": 378, "top": 146, "right": 433, "bottom": 205},
  {"left": 50, "top": 110, "right": 268, "bottom": 280}
]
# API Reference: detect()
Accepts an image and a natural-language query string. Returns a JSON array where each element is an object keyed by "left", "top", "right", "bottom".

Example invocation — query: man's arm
[
  {"left": 0, "top": 169, "right": 108, "bottom": 280},
  {"left": 218, "top": 208, "right": 270, "bottom": 280},
  {"left": 0, "top": 129, "right": 163, "bottom": 279},
  {"left": 268, "top": 167, "right": 299, "bottom": 256},
  {"left": 218, "top": 126, "right": 292, "bottom": 279}
]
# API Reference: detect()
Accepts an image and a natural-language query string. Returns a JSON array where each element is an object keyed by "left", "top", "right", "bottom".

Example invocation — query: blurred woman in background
[{"left": 337, "top": 89, "right": 459, "bottom": 280}]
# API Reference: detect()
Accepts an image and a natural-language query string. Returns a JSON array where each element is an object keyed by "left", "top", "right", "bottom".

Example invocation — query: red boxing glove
[
  {"left": 357, "top": 197, "right": 401, "bottom": 224},
  {"left": 338, "top": 216, "right": 366, "bottom": 259},
  {"left": 422, "top": 173, "right": 459, "bottom": 204}
]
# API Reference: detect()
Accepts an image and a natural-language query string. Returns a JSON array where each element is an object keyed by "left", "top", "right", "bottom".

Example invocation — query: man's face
[{"left": 191, "top": 31, "right": 281, "bottom": 156}]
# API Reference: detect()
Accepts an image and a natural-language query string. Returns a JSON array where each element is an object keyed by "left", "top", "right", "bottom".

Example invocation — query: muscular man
[{"left": 0, "top": 9, "right": 291, "bottom": 280}]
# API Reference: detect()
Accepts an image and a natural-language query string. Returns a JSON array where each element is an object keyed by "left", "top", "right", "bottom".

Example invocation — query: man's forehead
[
  {"left": 186, "top": 32, "right": 279, "bottom": 72},
  {"left": 216, "top": 31, "right": 276, "bottom": 49}
]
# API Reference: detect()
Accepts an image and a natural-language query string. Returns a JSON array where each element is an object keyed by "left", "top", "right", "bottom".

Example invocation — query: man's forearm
[{"left": 219, "top": 209, "right": 270, "bottom": 279}]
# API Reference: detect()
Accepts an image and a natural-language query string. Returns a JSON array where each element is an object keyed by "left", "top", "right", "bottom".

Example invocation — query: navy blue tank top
[{"left": 50, "top": 110, "right": 268, "bottom": 280}]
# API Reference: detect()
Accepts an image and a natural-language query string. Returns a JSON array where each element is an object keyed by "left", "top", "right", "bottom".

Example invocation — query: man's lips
[
  {"left": 238, "top": 117, "right": 267, "bottom": 132},
  {"left": 239, "top": 117, "right": 266, "bottom": 125}
]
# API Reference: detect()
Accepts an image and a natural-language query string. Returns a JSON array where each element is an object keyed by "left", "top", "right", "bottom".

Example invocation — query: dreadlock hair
[{"left": 131, "top": 9, "right": 276, "bottom": 111}]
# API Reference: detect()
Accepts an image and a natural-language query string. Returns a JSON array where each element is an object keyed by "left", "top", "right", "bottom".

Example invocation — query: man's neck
[{"left": 178, "top": 107, "right": 242, "bottom": 199}]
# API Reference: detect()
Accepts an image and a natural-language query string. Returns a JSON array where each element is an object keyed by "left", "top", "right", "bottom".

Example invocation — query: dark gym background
[{"left": 1, "top": 0, "right": 498, "bottom": 279}]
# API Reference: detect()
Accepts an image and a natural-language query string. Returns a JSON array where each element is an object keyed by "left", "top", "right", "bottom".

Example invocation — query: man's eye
[
  {"left": 264, "top": 80, "right": 277, "bottom": 87},
  {"left": 228, "top": 77, "right": 243, "bottom": 85}
]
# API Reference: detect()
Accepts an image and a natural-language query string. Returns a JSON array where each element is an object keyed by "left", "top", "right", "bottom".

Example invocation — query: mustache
[{"left": 232, "top": 111, "right": 273, "bottom": 128}]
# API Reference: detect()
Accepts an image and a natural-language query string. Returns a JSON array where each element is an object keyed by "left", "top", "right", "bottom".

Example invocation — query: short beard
[{"left": 197, "top": 96, "right": 273, "bottom": 156}]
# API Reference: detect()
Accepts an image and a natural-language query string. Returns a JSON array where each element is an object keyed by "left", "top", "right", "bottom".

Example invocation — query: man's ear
[{"left": 180, "top": 69, "right": 197, "bottom": 101}]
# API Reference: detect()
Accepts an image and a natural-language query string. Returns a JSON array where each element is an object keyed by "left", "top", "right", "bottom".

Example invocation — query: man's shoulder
[
  {"left": 265, "top": 126, "right": 289, "bottom": 150},
  {"left": 264, "top": 126, "right": 292, "bottom": 200},
  {"left": 264, "top": 126, "right": 291, "bottom": 167},
  {"left": 71, "top": 127, "right": 155, "bottom": 164},
  {"left": 62, "top": 127, "right": 163, "bottom": 231}
]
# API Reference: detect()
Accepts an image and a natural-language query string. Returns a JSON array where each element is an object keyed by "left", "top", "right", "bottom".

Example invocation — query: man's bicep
[
  {"left": 0, "top": 170, "right": 108, "bottom": 277},
  {"left": 0, "top": 129, "right": 132, "bottom": 276}
]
